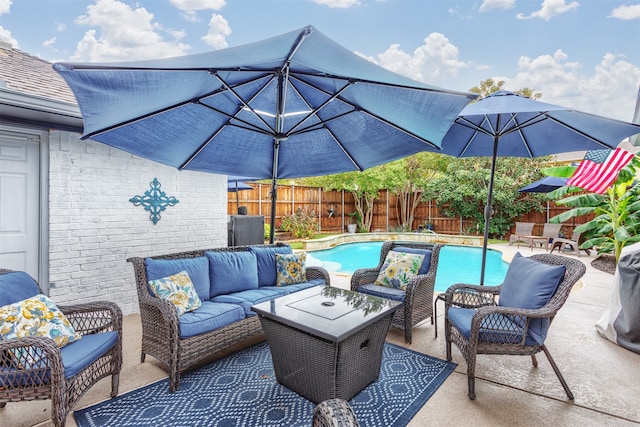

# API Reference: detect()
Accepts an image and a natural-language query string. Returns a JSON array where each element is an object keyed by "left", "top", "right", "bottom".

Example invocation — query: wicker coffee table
[{"left": 251, "top": 286, "right": 400, "bottom": 403}]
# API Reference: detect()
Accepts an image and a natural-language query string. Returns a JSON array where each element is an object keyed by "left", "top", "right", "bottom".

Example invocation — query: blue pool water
[{"left": 306, "top": 242, "right": 509, "bottom": 293}]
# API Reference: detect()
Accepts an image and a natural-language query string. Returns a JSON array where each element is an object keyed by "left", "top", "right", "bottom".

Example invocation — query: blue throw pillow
[
  {"left": 393, "top": 247, "right": 432, "bottom": 275},
  {"left": 0, "top": 271, "right": 40, "bottom": 306},
  {"left": 498, "top": 253, "right": 566, "bottom": 310},
  {"left": 206, "top": 251, "right": 259, "bottom": 298},
  {"left": 248, "top": 246, "right": 293, "bottom": 287},
  {"left": 144, "top": 256, "right": 210, "bottom": 301}
]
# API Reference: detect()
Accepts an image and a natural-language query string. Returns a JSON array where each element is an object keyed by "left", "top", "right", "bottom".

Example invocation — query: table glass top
[{"left": 251, "top": 286, "right": 400, "bottom": 342}]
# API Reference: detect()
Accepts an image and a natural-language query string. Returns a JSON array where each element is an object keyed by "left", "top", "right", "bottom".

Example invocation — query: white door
[{"left": 0, "top": 129, "right": 40, "bottom": 279}]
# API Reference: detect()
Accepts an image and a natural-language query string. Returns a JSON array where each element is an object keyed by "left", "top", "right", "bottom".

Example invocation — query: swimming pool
[{"left": 306, "top": 242, "right": 509, "bottom": 293}]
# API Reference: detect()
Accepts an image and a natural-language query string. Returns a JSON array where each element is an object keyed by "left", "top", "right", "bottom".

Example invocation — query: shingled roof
[{"left": 0, "top": 41, "right": 77, "bottom": 105}]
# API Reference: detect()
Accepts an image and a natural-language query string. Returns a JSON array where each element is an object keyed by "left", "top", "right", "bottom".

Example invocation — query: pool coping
[{"left": 300, "top": 232, "right": 484, "bottom": 251}]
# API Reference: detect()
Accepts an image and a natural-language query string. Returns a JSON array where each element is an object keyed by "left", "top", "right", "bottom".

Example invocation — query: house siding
[{"left": 47, "top": 129, "right": 227, "bottom": 315}]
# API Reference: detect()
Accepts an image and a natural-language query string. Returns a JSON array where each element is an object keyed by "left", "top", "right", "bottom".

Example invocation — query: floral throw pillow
[
  {"left": 148, "top": 270, "right": 202, "bottom": 316},
  {"left": 374, "top": 251, "right": 425, "bottom": 290},
  {"left": 0, "top": 294, "right": 82, "bottom": 347},
  {"left": 276, "top": 252, "right": 307, "bottom": 286}
]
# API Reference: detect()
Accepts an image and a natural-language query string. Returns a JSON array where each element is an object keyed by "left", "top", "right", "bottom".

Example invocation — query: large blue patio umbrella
[
  {"left": 53, "top": 26, "right": 476, "bottom": 242},
  {"left": 436, "top": 91, "right": 640, "bottom": 284}
]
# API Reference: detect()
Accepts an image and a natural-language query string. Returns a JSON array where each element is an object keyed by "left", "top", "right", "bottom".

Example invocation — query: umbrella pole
[
  {"left": 480, "top": 136, "right": 499, "bottom": 285},
  {"left": 235, "top": 181, "right": 240, "bottom": 213}
]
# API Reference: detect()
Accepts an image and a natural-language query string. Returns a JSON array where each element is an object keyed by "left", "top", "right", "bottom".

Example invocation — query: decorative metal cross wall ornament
[{"left": 129, "top": 178, "right": 179, "bottom": 224}]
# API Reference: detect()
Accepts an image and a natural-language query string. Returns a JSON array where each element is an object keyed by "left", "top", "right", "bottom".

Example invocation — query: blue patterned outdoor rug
[{"left": 75, "top": 342, "right": 456, "bottom": 427}]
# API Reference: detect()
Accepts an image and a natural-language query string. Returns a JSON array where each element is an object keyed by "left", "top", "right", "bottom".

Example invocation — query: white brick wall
[{"left": 48, "top": 130, "right": 228, "bottom": 315}]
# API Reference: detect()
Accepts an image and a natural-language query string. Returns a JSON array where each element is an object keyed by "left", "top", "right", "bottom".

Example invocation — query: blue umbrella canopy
[
  {"left": 53, "top": 25, "right": 476, "bottom": 242},
  {"left": 436, "top": 91, "right": 640, "bottom": 284},
  {"left": 227, "top": 180, "right": 253, "bottom": 192},
  {"left": 518, "top": 176, "right": 568, "bottom": 193}
]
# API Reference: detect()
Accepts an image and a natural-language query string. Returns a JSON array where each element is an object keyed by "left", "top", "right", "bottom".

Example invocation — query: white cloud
[
  {"left": 372, "top": 33, "right": 469, "bottom": 85},
  {"left": 312, "top": 0, "right": 361, "bottom": 8},
  {"left": 479, "top": 0, "right": 515, "bottom": 13},
  {"left": 201, "top": 13, "right": 231, "bottom": 49},
  {"left": 170, "top": 0, "right": 226, "bottom": 11},
  {"left": 71, "top": 0, "right": 190, "bottom": 61},
  {"left": 0, "top": 0, "right": 10, "bottom": 15},
  {"left": 56, "top": 21, "right": 66, "bottom": 32},
  {"left": 43, "top": 37, "right": 56, "bottom": 48},
  {"left": 0, "top": 26, "right": 17, "bottom": 47},
  {"left": 501, "top": 50, "right": 640, "bottom": 121},
  {"left": 609, "top": 4, "right": 640, "bottom": 20},
  {"left": 516, "top": 0, "right": 579, "bottom": 21}
]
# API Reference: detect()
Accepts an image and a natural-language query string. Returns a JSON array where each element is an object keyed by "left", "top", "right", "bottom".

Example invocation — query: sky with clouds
[{"left": 1, "top": 0, "right": 639, "bottom": 122}]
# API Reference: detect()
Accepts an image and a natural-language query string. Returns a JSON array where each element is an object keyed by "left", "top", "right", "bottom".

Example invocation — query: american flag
[{"left": 567, "top": 148, "right": 635, "bottom": 194}]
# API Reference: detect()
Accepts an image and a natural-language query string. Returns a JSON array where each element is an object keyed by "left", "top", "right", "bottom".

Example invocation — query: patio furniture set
[
  {"left": 509, "top": 222, "right": 590, "bottom": 256},
  {"left": 1, "top": 239, "right": 587, "bottom": 426}
]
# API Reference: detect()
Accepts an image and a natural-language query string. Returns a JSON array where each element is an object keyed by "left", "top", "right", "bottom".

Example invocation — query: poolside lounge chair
[
  {"left": 508, "top": 222, "right": 535, "bottom": 247},
  {"left": 530, "top": 223, "right": 563, "bottom": 251},
  {"left": 550, "top": 228, "right": 591, "bottom": 257},
  {"left": 444, "top": 254, "right": 586, "bottom": 400},
  {"left": 350, "top": 241, "right": 441, "bottom": 344}
]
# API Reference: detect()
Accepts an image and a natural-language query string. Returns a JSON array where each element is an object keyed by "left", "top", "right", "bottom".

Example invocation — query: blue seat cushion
[
  {"left": 212, "top": 288, "right": 289, "bottom": 316},
  {"left": 145, "top": 256, "right": 210, "bottom": 301},
  {"left": 357, "top": 283, "right": 405, "bottom": 302},
  {"left": 0, "top": 271, "right": 40, "bottom": 306},
  {"left": 448, "top": 306, "right": 548, "bottom": 346},
  {"left": 259, "top": 279, "right": 325, "bottom": 295},
  {"left": 0, "top": 331, "right": 119, "bottom": 386},
  {"left": 61, "top": 331, "right": 118, "bottom": 378},
  {"left": 249, "top": 246, "right": 293, "bottom": 287},
  {"left": 205, "top": 251, "right": 259, "bottom": 298},
  {"left": 178, "top": 301, "right": 246, "bottom": 338},
  {"left": 393, "top": 247, "right": 432, "bottom": 275}
]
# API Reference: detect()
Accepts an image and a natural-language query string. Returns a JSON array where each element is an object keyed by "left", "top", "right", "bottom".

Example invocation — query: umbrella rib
[
  {"left": 212, "top": 71, "right": 276, "bottom": 134},
  {"left": 81, "top": 72, "right": 273, "bottom": 140},
  {"left": 288, "top": 75, "right": 441, "bottom": 149}
]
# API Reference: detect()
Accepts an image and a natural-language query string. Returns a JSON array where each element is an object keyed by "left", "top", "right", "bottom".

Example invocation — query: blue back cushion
[
  {"left": 248, "top": 246, "right": 293, "bottom": 287},
  {"left": 145, "top": 256, "right": 210, "bottom": 301},
  {"left": 499, "top": 253, "right": 566, "bottom": 310},
  {"left": 498, "top": 253, "right": 566, "bottom": 346},
  {"left": 205, "top": 251, "right": 259, "bottom": 298},
  {"left": 393, "top": 247, "right": 432, "bottom": 275},
  {"left": 0, "top": 271, "right": 40, "bottom": 306}
]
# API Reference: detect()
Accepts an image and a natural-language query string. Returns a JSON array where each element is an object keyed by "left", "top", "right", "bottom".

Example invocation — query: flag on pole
[{"left": 567, "top": 148, "right": 635, "bottom": 194}]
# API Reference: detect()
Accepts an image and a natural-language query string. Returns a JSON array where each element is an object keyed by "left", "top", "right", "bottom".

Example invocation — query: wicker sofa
[{"left": 127, "top": 243, "right": 330, "bottom": 392}]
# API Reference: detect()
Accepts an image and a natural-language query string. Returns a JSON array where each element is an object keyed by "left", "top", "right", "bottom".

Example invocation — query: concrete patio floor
[{"left": 3, "top": 243, "right": 639, "bottom": 426}]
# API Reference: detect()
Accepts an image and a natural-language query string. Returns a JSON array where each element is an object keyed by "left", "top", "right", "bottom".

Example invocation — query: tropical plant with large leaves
[{"left": 549, "top": 157, "right": 640, "bottom": 263}]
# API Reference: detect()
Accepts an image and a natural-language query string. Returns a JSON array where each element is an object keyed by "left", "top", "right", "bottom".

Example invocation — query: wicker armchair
[
  {"left": 312, "top": 398, "right": 360, "bottom": 427},
  {"left": 444, "top": 254, "right": 586, "bottom": 400},
  {"left": 0, "top": 269, "right": 122, "bottom": 427},
  {"left": 351, "top": 241, "right": 441, "bottom": 343}
]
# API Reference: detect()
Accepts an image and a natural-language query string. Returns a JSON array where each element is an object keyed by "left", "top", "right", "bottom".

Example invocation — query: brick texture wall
[{"left": 47, "top": 130, "right": 227, "bottom": 315}]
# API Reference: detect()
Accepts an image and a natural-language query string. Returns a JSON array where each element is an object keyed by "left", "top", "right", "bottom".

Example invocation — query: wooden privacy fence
[{"left": 228, "top": 183, "right": 590, "bottom": 238}]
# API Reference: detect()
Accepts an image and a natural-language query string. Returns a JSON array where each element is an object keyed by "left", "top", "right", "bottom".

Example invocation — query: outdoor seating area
[{"left": 1, "top": 243, "right": 639, "bottom": 426}]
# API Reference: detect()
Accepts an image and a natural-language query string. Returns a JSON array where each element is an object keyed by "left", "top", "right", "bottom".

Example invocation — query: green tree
[
  {"left": 304, "top": 168, "right": 387, "bottom": 232},
  {"left": 469, "top": 78, "right": 542, "bottom": 100},
  {"left": 423, "top": 157, "right": 547, "bottom": 238},
  {"left": 380, "top": 153, "right": 452, "bottom": 230},
  {"left": 549, "top": 157, "right": 640, "bottom": 263}
]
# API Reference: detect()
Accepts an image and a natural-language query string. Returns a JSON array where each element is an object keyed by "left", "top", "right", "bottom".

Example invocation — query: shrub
[{"left": 279, "top": 208, "right": 318, "bottom": 239}]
